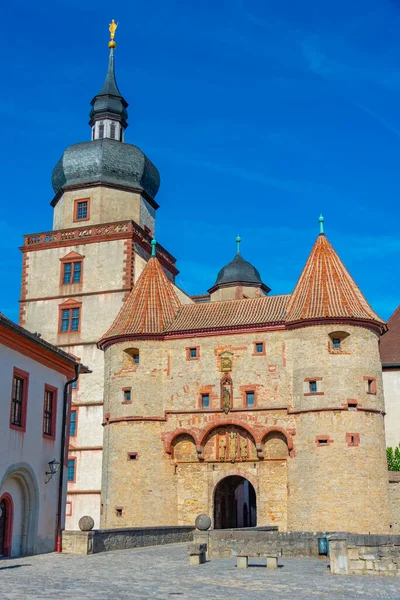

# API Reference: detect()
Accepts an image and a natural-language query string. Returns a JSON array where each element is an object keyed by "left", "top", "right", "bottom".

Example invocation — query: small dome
[
  {"left": 214, "top": 254, "right": 262, "bottom": 286},
  {"left": 51, "top": 139, "right": 160, "bottom": 199}
]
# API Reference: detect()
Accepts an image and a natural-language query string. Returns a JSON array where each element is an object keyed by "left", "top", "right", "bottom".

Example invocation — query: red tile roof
[
  {"left": 100, "top": 234, "right": 385, "bottom": 347},
  {"left": 380, "top": 306, "right": 400, "bottom": 365},
  {"left": 286, "top": 234, "right": 384, "bottom": 326},
  {"left": 165, "top": 294, "right": 289, "bottom": 333},
  {"left": 100, "top": 257, "right": 181, "bottom": 342}
]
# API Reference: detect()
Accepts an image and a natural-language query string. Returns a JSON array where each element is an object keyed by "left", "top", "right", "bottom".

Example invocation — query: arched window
[
  {"left": 123, "top": 348, "right": 140, "bottom": 368},
  {"left": 110, "top": 122, "right": 116, "bottom": 139},
  {"left": 98, "top": 122, "right": 104, "bottom": 139},
  {"left": 328, "top": 331, "right": 350, "bottom": 352}
]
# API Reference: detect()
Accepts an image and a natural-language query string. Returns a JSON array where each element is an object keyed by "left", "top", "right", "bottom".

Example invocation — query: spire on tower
[
  {"left": 89, "top": 20, "right": 128, "bottom": 141},
  {"left": 236, "top": 235, "right": 241, "bottom": 255},
  {"left": 319, "top": 214, "right": 324, "bottom": 235}
]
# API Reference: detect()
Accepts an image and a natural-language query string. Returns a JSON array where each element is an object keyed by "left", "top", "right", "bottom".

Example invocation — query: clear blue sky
[{"left": 2, "top": 0, "right": 400, "bottom": 322}]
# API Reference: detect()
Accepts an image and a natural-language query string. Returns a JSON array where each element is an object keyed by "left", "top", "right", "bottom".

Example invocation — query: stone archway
[
  {"left": 213, "top": 475, "right": 256, "bottom": 529},
  {"left": 0, "top": 463, "right": 39, "bottom": 556}
]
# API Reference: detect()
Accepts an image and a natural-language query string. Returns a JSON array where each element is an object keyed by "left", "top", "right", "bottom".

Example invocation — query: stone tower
[
  {"left": 98, "top": 221, "right": 392, "bottom": 534},
  {"left": 19, "top": 27, "right": 177, "bottom": 529}
]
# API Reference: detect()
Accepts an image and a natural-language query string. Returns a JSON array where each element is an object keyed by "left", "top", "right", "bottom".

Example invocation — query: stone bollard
[{"left": 188, "top": 543, "right": 207, "bottom": 566}]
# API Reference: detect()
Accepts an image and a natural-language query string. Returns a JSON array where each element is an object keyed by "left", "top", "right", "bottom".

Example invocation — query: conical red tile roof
[
  {"left": 100, "top": 257, "right": 181, "bottom": 344},
  {"left": 286, "top": 234, "right": 384, "bottom": 326}
]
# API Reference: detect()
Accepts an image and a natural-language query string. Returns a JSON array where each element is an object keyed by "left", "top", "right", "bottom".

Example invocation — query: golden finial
[{"left": 108, "top": 19, "right": 118, "bottom": 49}]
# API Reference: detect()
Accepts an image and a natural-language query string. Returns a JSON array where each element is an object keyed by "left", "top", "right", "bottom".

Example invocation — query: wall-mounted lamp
[{"left": 45, "top": 459, "right": 61, "bottom": 484}]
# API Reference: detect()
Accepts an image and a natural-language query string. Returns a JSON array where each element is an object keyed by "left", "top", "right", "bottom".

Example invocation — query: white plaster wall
[
  {"left": 383, "top": 369, "right": 400, "bottom": 448},
  {"left": 66, "top": 493, "right": 100, "bottom": 531},
  {"left": 25, "top": 239, "right": 126, "bottom": 300},
  {"left": 0, "top": 344, "right": 69, "bottom": 555}
]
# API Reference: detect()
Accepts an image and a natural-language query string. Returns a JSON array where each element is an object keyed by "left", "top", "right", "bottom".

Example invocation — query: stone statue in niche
[
  {"left": 219, "top": 434, "right": 226, "bottom": 461},
  {"left": 229, "top": 430, "right": 237, "bottom": 463},
  {"left": 222, "top": 387, "right": 231, "bottom": 414},
  {"left": 240, "top": 434, "right": 248, "bottom": 460},
  {"left": 220, "top": 351, "right": 233, "bottom": 372}
]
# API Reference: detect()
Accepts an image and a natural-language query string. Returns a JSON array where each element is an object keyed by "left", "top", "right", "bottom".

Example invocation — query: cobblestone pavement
[{"left": 0, "top": 543, "right": 399, "bottom": 600}]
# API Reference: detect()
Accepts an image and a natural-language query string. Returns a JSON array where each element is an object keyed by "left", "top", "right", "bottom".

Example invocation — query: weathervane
[{"left": 108, "top": 19, "right": 118, "bottom": 49}]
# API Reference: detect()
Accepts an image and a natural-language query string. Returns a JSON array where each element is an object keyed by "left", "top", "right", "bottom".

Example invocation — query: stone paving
[{"left": 0, "top": 543, "right": 399, "bottom": 599}]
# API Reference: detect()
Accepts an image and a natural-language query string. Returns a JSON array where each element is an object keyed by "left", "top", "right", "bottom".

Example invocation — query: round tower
[{"left": 286, "top": 220, "right": 391, "bottom": 534}]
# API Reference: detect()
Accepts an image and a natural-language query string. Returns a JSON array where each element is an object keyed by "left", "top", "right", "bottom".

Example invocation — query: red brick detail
[
  {"left": 315, "top": 435, "right": 334, "bottom": 446},
  {"left": 261, "top": 427, "right": 294, "bottom": 451},
  {"left": 304, "top": 377, "right": 323, "bottom": 382},
  {"left": 346, "top": 432, "right": 360, "bottom": 447},
  {"left": 122, "top": 239, "right": 135, "bottom": 300},
  {"left": 282, "top": 343, "right": 287, "bottom": 367}
]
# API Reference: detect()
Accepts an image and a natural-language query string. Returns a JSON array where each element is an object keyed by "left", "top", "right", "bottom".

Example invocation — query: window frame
[
  {"left": 253, "top": 341, "right": 265, "bottom": 355},
  {"left": 9, "top": 367, "right": 29, "bottom": 432},
  {"left": 66, "top": 501, "right": 73, "bottom": 517},
  {"left": 43, "top": 384, "right": 58, "bottom": 440},
  {"left": 67, "top": 458, "right": 76, "bottom": 483},
  {"left": 364, "top": 376, "right": 377, "bottom": 395},
  {"left": 58, "top": 300, "right": 82, "bottom": 334},
  {"left": 245, "top": 390, "right": 256, "bottom": 408},
  {"left": 69, "top": 408, "right": 78, "bottom": 437},
  {"left": 122, "top": 388, "right": 132, "bottom": 404},
  {"left": 73, "top": 198, "right": 90, "bottom": 223},
  {"left": 186, "top": 346, "right": 200, "bottom": 361},
  {"left": 201, "top": 393, "right": 210, "bottom": 409}
]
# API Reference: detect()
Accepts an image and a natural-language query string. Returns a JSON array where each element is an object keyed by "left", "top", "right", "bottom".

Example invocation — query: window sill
[
  {"left": 304, "top": 392, "right": 324, "bottom": 396},
  {"left": 9, "top": 423, "right": 26, "bottom": 433}
]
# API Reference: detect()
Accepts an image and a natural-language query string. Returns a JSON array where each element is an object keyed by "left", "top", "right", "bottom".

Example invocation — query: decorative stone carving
[
  {"left": 195, "top": 514, "right": 212, "bottom": 531},
  {"left": 220, "top": 351, "right": 233, "bottom": 372},
  {"left": 219, "top": 435, "right": 227, "bottom": 461},
  {"left": 222, "top": 387, "right": 231, "bottom": 414},
  {"left": 240, "top": 434, "right": 248, "bottom": 460},
  {"left": 79, "top": 516, "right": 95, "bottom": 531},
  {"left": 229, "top": 431, "right": 238, "bottom": 463}
]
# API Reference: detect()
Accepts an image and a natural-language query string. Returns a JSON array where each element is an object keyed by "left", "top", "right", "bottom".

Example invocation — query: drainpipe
[{"left": 56, "top": 363, "right": 81, "bottom": 553}]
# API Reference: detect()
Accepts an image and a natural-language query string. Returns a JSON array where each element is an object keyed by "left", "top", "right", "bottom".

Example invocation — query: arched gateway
[{"left": 214, "top": 476, "right": 256, "bottom": 529}]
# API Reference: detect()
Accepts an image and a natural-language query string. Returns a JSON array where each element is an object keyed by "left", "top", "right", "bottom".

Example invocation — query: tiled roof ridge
[
  {"left": 286, "top": 234, "right": 384, "bottom": 326},
  {"left": 99, "top": 257, "right": 182, "bottom": 342}
]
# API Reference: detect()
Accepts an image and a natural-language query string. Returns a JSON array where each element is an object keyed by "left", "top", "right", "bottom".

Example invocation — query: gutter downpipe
[{"left": 56, "top": 363, "right": 81, "bottom": 553}]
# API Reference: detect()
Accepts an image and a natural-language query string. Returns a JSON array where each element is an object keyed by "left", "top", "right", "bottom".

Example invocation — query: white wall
[
  {"left": 383, "top": 369, "right": 400, "bottom": 448},
  {"left": 0, "top": 344, "right": 69, "bottom": 556}
]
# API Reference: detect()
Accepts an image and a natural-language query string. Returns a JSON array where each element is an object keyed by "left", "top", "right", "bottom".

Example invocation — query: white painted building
[
  {"left": 381, "top": 306, "right": 400, "bottom": 449},
  {"left": 0, "top": 313, "right": 87, "bottom": 557}
]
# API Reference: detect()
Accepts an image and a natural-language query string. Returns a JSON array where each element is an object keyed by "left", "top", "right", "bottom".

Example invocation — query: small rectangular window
[
  {"left": 43, "top": 388, "right": 55, "bottom": 437},
  {"left": 367, "top": 379, "right": 375, "bottom": 394},
  {"left": 201, "top": 394, "right": 210, "bottom": 409},
  {"left": 11, "top": 375, "right": 25, "bottom": 427},
  {"left": 66, "top": 501, "right": 72, "bottom": 517},
  {"left": 190, "top": 348, "right": 197, "bottom": 359},
  {"left": 318, "top": 439, "right": 328, "bottom": 445},
  {"left": 127, "top": 452, "right": 138, "bottom": 461},
  {"left": 246, "top": 391, "right": 255, "bottom": 407},
  {"left": 67, "top": 459, "right": 75, "bottom": 482},
  {"left": 72, "top": 379, "right": 78, "bottom": 390},
  {"left": 348, "top": 403, "right": 357, "bottom": 410},
  {"left": 133, "top": 354, "right": 139, "bottom": 365},
  {"left": 77, "top": 201, "right": 88, "bottom": 220},
  {"left": 123, "top": 389, "right": 131, "bottom": 402},
  {"left": 333, "top": 338, "right": 341, "bottom": 350},
  {"left": 70, "top": 410, "right": 77, "bottom": 436},
  {"left": 115, "top": 508, "right": 123, "bottom": 517},
  {"left": 255, "top": 343, "right": 264, "bottom": 354},
  {"left": 309, "top": 380, "right": 317, "bottom": 393}
]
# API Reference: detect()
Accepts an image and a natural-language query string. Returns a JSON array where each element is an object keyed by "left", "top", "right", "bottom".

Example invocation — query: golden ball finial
[{"left": 108, "top": 19, "right": 118, "bottom": 49}]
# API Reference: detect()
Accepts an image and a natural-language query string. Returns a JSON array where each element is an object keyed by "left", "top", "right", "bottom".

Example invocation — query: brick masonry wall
[{"left": 101, "top": 323, "right": 392, "bottom": 534}]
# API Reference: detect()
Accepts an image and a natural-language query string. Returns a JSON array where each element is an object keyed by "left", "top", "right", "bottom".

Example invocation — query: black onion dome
[
  {"left": 215, "top": 254, "right": 262, "bottom": 286},
  {"left": 51, "top": 138, "right": 160, "bottom": 200}
]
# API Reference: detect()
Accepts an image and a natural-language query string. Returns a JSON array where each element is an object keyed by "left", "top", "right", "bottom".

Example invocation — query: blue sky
[{"left": 2, "top": 0, "right": 400, "bottom": 322}]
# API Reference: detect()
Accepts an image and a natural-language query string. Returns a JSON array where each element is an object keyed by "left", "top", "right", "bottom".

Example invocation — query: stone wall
[
  {"left": 62, "top": 526, "right": 194, "bottom": 555},
  {"left": 389, "top": 471, "right": 400, "bottom": 534},
  {"left": 194, "top": 529, "right": 327, "bottom": 559},
  {"left": 329, "top": 534, "right": 400, "bottom": 576}
]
